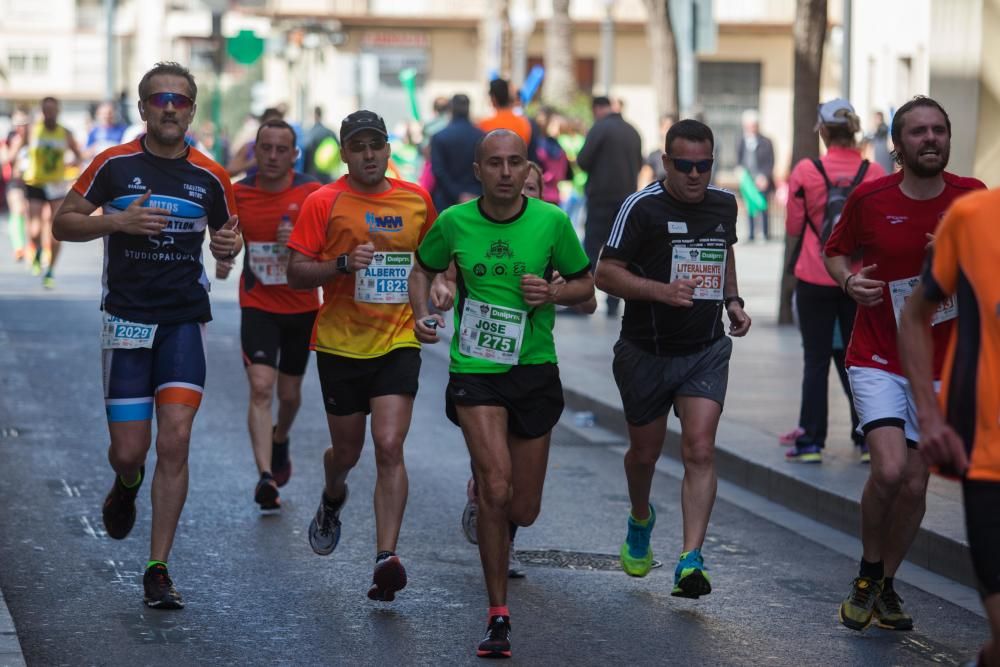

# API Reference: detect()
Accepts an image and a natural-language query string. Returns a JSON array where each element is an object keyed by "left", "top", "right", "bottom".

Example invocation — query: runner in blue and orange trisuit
[
  {"left": 227, "top": 119, "right": 322, "bottom": 510},
  {"left": 53, "top": 62, "right": 241, "bottom": 610}
]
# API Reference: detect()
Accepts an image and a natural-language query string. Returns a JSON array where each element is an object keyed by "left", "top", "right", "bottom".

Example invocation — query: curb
[
  {"left": 0, "top": 588, "right": 25, "bottom": 667},
  {"left": 560, "top": 385, "right": 977, "bottom": 589}
]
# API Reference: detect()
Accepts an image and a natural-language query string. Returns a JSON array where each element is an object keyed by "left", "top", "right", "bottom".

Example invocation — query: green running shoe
[
  {"left": 839, "top": 576, "right": 882, "bottom": 631},
  {"left": 619, "top": 505, "right": 655, "bottom": 577},
  {"left": 672, "top": 548, "right": 712, "bottom": 598}
]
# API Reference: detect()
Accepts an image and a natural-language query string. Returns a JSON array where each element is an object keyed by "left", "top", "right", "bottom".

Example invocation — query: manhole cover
[{"left": 516, "top": 549, "right": 662, "bottom": 571}]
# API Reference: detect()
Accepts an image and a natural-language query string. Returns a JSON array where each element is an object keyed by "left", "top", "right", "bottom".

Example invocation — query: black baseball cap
[{"left": 340, "top": 110, "right": 388, "bottom": 144}]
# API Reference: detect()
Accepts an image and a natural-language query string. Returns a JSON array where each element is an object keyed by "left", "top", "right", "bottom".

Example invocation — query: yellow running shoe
[{"left": 839, "top": 576, "right": 882, "bottom": 630}]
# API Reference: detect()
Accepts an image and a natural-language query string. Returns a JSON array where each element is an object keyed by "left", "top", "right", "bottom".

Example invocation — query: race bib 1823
[{"left": 355, "top": 252, "right": 413, "bottom": 304}]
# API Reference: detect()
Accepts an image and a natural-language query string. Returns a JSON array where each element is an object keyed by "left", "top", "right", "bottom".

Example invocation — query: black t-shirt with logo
[{"left": 601, "top": 181, "right": 738, "bottom": 356}]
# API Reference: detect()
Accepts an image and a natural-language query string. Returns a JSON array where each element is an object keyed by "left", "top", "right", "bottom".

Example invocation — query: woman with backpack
[{"left": 784, "top": 99, "right": 887, "bottom": 463}]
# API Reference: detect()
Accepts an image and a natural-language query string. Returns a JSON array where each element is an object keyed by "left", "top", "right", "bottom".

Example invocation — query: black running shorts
[
  {"left": 240, "top": 307, "right": 317, "bottom": 376},
  {"left": 612, "top": 335, "right": 731, "bottom": 426},
  {"left": 316, "top": 347, "right": 421, "bottom": 416},
  {"left": 963, "top": 479, "right": 1000, "bottom": 596},
  {"left": 445, "top": 363, "right": 564, "bottom": 439}
]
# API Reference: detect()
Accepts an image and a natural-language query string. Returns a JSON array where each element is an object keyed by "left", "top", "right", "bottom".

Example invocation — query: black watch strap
[
  {"left": 336, "top": 253, "right": 350, "bottom": 274},
  {"left": 724, "top": 295, "right": 745, "bottom": 309}
]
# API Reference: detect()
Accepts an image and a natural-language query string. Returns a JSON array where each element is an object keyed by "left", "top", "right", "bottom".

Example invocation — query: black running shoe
[
  {"left": 143, "top": 564, "right": 184, "bottom": 610},
  {"left": 367, "top": 555, "right": 408, "bottom": 601},
  {"left": 477, "top": 615, "right": 512, "bottom": 659},
  {"left": 308, "top": 486, "right": 348, "bottom": 555},
  {"left": 271, "top": 429, "right": 292, "bottom": 487},
  {"left": 254, "top": 474, "right": 280, "bottom": 510},
  {"left": 102, "top": 466, "right": 144, "bottom": 540}
]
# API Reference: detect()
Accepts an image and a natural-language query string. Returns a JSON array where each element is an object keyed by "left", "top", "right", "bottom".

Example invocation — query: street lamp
[
  {"left": 509, "top": 0, "right": 536, "bottom": 90},
  {"left": 600, "top": 0, "right": 615, "bottom": 95}
]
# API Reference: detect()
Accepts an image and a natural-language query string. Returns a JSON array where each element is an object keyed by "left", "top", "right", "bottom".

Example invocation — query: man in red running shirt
[
  {"left": 824, "top": 96, "right": 986, "bottom": 632},
  {"left": 232, "top": 120, "right": 322, "bottom": 509}
]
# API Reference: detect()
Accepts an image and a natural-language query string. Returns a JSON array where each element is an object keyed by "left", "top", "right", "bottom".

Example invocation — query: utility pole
[
  {"left": 104, "top": 0, "right": 115, "bottom": 101},
  {"left": 841, "top": 0, "right": 852, "bottom": 98}
]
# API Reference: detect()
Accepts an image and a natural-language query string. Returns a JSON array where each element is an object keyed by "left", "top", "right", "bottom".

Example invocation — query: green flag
[{"left": 739, "top": 168, "right": 768, "bottom": 216}]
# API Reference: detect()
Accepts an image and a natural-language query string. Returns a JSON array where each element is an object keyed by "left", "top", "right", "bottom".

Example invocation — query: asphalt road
[{"left": 0, "top": 242, "right": 989, "bottom": 666}]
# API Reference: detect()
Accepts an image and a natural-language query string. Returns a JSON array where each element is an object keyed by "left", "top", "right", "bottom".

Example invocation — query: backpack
[{"left": 806, "top": 158, "right": 870, "bottom": 245}]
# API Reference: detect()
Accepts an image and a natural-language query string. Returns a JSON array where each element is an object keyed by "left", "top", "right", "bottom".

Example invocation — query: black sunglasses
[
  {"left": 669, "top": 157, "right": 714, "bottom": 174},
  {"left": 145, "top": 92, "right": 194, "bottom": 110},
  {"left": 347, "top": 138, "right": 387, "bottom": 153}
]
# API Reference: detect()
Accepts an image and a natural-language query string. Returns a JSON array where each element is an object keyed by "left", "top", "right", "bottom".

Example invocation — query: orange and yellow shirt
[{"left": 288, "top": 176, "right": 437, "bottom": 359}]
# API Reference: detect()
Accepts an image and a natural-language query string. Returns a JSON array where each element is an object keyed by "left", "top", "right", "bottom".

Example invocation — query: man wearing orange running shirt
[
  {"left": 287, "top": 110, "right": 447, "bottom": 603},
  {"left": 900, "top": 186, "right": 1000, "bottom": 667},
  {"left": 233, "top": 119, "right": 322, "bottom": 510}
]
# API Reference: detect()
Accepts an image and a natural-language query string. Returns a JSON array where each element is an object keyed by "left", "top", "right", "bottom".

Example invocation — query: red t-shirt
[
  {"left": 824, "top": 171, "right": 986, "bottom": 377},
  {"left": 236, "top": 172, "right": 322, "bottom": 314}
]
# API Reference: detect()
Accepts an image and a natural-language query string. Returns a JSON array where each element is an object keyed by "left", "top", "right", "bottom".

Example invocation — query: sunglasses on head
[
  {"left": 347, "top": 138, "right": 387, "bottom": 153},
  {"left": 669, "top": 157, "right": 714, "bottom": 174},
  {"left": 145, "top": 92, "right": 194, "bottom": 110}
]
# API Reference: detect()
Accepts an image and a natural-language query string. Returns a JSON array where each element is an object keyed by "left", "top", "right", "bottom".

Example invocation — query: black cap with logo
[{"left": 340, "top": 110, "right": 388, "bottom": 144}]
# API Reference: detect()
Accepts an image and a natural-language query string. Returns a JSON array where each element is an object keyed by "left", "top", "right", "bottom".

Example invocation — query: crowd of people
[{"left": 0, "top": 60, "right": 996, "bottom": 664}]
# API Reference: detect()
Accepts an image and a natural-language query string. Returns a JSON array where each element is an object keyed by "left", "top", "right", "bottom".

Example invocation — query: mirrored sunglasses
[{"left": 145, "top": 92, "right": 194, "bottom": 110}]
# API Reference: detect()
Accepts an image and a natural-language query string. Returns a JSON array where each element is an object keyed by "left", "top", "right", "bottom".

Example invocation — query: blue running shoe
[
  {"left": 619, "top": 505, "right": 655, "bottom": 577},
  {"left": 672, "top": 548, "right": 712, "bottom": 599}
]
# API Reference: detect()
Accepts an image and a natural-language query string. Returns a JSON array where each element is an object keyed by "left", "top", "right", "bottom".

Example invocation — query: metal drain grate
[{"left": 516, "top": 549, "right": 662, "bottom": 571}]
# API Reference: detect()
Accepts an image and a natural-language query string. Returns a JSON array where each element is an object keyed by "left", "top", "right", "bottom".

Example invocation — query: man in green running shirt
[{"left": 409, "top": 129, "right": 594, "bottom": 659}]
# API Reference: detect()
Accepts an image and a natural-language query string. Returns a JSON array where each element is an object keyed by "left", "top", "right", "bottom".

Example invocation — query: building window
[
  {"left": 698, "top": 61, "right": 762, "bottom": 172},
  {"left": 7, "top": 51, "right": 48, "bottom": 75}
]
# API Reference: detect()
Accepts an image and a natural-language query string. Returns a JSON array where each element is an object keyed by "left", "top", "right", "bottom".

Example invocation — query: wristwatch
[
  {"left": 336, "top": 253, "right": 351, "bottom": 274},
  {"left": 724, "top": 295, "right": 745, "bottom": 309}
]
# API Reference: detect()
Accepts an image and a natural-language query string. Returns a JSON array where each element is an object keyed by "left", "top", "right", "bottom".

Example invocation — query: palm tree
[
  {"left": 781, "top": 0, "right": 828, "bottom": 324},
  {"left": 641, "top": 0, "right": 679, "bottom": 122},
  {"left": 544, "top": 0, "right": 576, "bottom": 108}
]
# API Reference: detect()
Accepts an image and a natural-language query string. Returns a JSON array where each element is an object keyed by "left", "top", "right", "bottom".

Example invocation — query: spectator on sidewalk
[
  {"left": 637, "top": 114, "right": 676, "bottom": 188},
  {"left": 430, "top": 94, "right": 484, "bottom": 212},
  {"left": 736, "top": 110, "right": 775, "bottom": 242},
  {"left": 784, "top": 99, "right": 886, "bottom": 463},
  {"left": 532, "top": 106, "right": 571, "bottom": 206},
  {"left": 577, "top": 95, "right": 642, "bottom": 317},
  {"left": 863, "top": 111, "right": 895, "bottom": 176},
  {"left": 303, "top": 106, "right": 337, "bottom": 184},
  {"left": 479, "top": 78, "right": 532, "bottom": 147}
]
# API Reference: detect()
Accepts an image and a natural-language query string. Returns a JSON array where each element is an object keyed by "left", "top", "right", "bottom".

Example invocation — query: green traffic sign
[{"left": 226, "top": 30, "right": 265, "bottom": 65}]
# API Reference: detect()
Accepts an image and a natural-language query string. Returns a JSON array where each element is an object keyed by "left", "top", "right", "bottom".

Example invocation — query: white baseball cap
[{"left": 816, "top": 98, "right": 856, "bottom": 126}]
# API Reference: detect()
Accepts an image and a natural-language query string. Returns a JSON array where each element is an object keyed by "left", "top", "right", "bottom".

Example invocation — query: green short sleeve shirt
[{"left": 416, "top": 197, "right": 590, "bottom": 373}]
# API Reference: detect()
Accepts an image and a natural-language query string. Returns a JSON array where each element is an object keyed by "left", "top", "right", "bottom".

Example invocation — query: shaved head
[{"left": 475, "top": 129, "right": 526, "bottom": 164}]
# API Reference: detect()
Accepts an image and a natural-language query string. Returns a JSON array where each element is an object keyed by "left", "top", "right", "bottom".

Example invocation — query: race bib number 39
[
  {"left": 101, "top": 314, "right": 157, "bottom": 350},
  {"left": 459, "top": 299, "right": 526, "bottom": 365},
  {"left": 670, "top": 246, "right": 726, "bottom": 300},
  {"left": 355, "top": 252, "right": 413, "bottom": 304},
  {"left": 247, "top": 242, "right": 288, "bottom": 286},
  {"left": 889, "top": 276, "right": 957, "bottom": 328}
]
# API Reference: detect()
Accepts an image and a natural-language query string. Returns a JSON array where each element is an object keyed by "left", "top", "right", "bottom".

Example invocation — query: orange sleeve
[
  {"left": 288, "top": 187, "right": 336, "bottom": 259},
  {"left": 927, "top": 199, "right": 965, "bottom": 299}
]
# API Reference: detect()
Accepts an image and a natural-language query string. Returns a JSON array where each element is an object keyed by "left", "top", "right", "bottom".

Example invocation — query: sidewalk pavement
[
  {"left": 548, "top": 240, "right": 972, "bottom": 588},
  {"left": 436, "top": 238, "right": 971, "bottom": 588}
]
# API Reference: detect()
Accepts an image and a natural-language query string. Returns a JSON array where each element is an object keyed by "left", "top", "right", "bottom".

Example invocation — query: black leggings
[
  {"left": 795, "top": 280, "right": 860, "bottom": 448},
  {"left": 964, "top": 479, "right": 1000, "bottom": 596}
]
